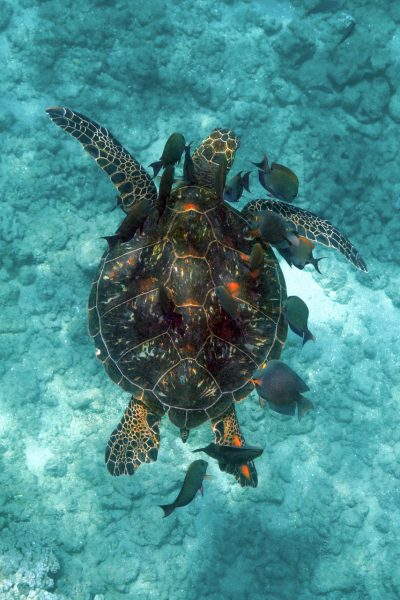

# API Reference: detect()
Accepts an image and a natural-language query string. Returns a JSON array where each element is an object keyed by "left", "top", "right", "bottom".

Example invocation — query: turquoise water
[{"left": 1, "top": 0, "right": 399, "bottom": 598}]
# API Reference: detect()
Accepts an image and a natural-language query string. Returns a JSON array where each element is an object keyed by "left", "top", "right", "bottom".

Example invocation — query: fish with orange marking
[
  {"left": 248, "top": 242, "right": 265, "bottom": 279},
  {"left": 241, "top": 464, "right": 251, "bottom": 480},
  {"left": 225, "top": 281, "right": 240, "bottom": 298},
  {"left": 252, "top": 210, "right": 299, "bottom": 248},
  {"left": 193, "top": 442, "right": 263, "bottom": 464},
  {"left": 215, "top": 284, "right": 242, "bottom": 324},
  {"left": 277, "top": 235, "right": 325, "bottom": 273},
  {"left": 252, "top": 359, "right": 314, "bottom": 420},
  {"left": 249, "top": 378, "right": 262, "bottom": 386}
]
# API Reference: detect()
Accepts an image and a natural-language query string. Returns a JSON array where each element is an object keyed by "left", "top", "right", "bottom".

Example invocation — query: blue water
[{"left": 1, "top": 0, "right": 399, "bottom": 598}]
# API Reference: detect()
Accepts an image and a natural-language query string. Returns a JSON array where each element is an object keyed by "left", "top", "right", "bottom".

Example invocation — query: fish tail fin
[
  {"left": 102, "top": 235, "right": 119, "bottom": 249},
  {"left": 297, "top": 397, "right": 314, "bottom": 421},
  {"left": 241, "top": 171, "right": 251, "bottom": 192},
  {"left": 159, "top": 504, "right": 175, "bottom": 518},
  {"left": 312, "top": 257, "right": 326, "bottom": 274},
  {"left": 303, "top": 328, "right": 316, "bottom": 346},
  {"left": 149, "top": 160, "right": 163, "bottom": 178},
  {"left": 252, "top": 154, "right": 269, "bottom": 172},
  {"left": 192, "top": 447, "right": 204, "bottom": 453}
]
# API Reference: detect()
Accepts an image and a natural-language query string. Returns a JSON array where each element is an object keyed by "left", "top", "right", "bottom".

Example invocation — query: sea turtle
[{"left": 46, "top": 107, "right": 367, "bottom": 487}]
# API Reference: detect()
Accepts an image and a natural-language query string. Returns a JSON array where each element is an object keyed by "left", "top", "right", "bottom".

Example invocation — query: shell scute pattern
[{"left": 90, "top": 185, "right": 287, "bottom": 423}]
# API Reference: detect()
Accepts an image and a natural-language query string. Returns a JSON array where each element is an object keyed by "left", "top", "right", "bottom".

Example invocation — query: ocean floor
[{"left": 0, "top": 0, "right": 399, "bottom": 598}]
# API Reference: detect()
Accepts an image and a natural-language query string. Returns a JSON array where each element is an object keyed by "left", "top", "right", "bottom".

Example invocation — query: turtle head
[{"left": 191, "top": 128, "right": 240, "bottom": 188}]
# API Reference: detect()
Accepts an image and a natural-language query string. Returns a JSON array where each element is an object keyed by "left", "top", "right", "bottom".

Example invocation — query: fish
[
  {"left": 103, "top": 198, "right": 151, "bottom": 248},
  {"left": 277, "top": 235, "right": 325, "bottom": 272},
  {"left": 283, "top": 296, "right": 315, "bottom": 346},
  {"left": 182, "top": 143, "right": 197, "bottom": 184},
  {"left": 254, "top": 154, "right": 298, "bottom": 202},
  {"left": 193, "top": 442, "right": 264, "bottom": 464},
  {"left": 224, "top": 171, "right": 251, "bottom": 203},
  {"left": 215, "top": 284, "right": 240, "bottom": 323},
  {"left": 150, "top": 132, "right": 186, "bottom": 177},
  {"left": 240, "top": 243, "right": 265, "bottom": 279},
  {"left": 158, "top": 285, "right": 183, "bottom": 331},
  {"left": 157, "top": 165, "right": 175, "bottom": 218},
  {"left": 249, "top": 243, "right": 265, "bottom": 278},
  {"left": 251, "top": 210, "right": 299, "bottom": 248},
  {"left": 214, "top": 157, "right": 228, "bottom": 201},
  {"left": 159, "top": 459, "right": 208, "bottom": 517},
  {"left": 252, "top": 360, "right": 313, "bottom": 420},
  {"left": 334, "top": 17, "right": 356, "bottom": 48}
]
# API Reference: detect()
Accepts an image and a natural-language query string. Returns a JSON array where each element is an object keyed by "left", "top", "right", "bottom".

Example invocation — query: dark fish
[
  {"left": 284, "top": 296, "right": 315, "bottom": 346},
  {"left": 159, "top": 459, "right": 208, "bottom": 518},
  {"left": 103, "top": 198, "right": 151, "bottom": 248},
  {"left": 183, "top": 143, "right": 197, "bottom": 184},
  {"left": 335, "top": 17, "right": 356, "bottom": 48},
  {"left": 193, "top": 442, "right": 264, "bottom": 464},
  {"left": 252, "top": 210, "right": 299, "bottom": 247},
  {"left": 214, "top": 157, "right": 228, "bottom": 201},
  {"left": 215, "top": 284, "right": 240, "bottom": 322},
  {"left": 150, "top": 132, "right": 186, "bottom": 177},
  {"left": 158, "top": 284, "right": 183, "bottom": 331},
  {"left": 254, "top": 154, "right": 298, "bottom": 202},
  {"left": 240, "top": 242, "right": 265, "bottom": 280},
  {"left": 249, "top": 243, "right": 264, "bottom": 278},
  {"left": 252, "top": 360, "right": 313, "bottom": 420},
  {"left": 224, "top": 171, "right": 251, "bottom": 203},
  {"left": 277, "top": 235, "right": 325, "bottom": 272},
  {"left": 157, "top": 165, "right": 175, "bottom": 218},
  {"left": 253, "top": 155, "right": 269, "bottom": 172}
]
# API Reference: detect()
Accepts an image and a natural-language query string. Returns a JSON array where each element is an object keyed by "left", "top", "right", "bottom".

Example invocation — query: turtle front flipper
[
  {"left": 46, "top": 106, "right": 157, "bottom": 213},
  {"left": 211, "top": 405, "right": 258, "bottom": 488},
  {"left": 105, "top": 396, "right": 161, "bottom": 476},
  {"left": 242, "top": 198, "right": 368, "bottom": 272},
  {"left": 192, "top": 128, "right": 239, "bottom": 188}
]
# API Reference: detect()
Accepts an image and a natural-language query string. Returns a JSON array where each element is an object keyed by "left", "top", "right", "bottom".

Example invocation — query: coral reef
[{"left": 0, "top": 0, "right": 398, "bottom": 598}]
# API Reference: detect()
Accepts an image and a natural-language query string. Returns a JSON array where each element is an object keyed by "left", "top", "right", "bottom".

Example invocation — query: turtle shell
[{"left": 88, "top": 185, "right": 287, "bottom": 429}]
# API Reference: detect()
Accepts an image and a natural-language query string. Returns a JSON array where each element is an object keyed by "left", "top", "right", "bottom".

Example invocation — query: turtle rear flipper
[
  {"left": 242, "top": 198, "right": 368, "bottom": 272},
  {"left": 105, "top": 397, "right": 161, "bottom": 476},
  {"left": 211, "top": 404, "right": 258, "bottom": 488},
  {"left": 46, "top": 106, "right": 157, "bottom": 213}
]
